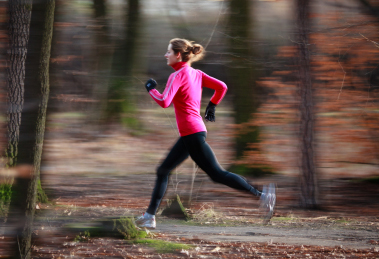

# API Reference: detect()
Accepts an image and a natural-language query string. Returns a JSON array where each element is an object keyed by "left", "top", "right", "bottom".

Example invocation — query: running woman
[{"left": 136, "top": 38, "right": 276, "bottom": 229}]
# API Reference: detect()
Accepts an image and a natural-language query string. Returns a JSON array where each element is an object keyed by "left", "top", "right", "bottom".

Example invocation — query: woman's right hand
[{"left": 145, "top": 78, "right": 157, "bottom": 92}]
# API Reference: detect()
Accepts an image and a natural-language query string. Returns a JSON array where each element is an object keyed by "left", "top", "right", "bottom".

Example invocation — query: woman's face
[{"left": 165, "top": 44, "right": 180, "bottom": 66}]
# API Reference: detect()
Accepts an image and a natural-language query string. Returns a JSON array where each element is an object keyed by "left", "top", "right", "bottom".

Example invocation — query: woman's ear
[{"left": 177, "top": 53, "right": 181, "bottom": 60}]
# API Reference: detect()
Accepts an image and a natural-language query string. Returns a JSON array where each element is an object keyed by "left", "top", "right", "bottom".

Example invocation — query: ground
[
  {"left": 1, "top": 111, "right": 379, "bottom": 258},
  {"left": 2, "top": 173, "right": 378, "bottom": 258}
]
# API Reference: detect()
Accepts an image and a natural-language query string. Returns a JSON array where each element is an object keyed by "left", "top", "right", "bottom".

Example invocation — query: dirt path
[
  {"left": 37, "top": 172, "right": 379, "bottom": 251},
  {"left": 34, "top": 113, "right": 379, "bottom": 254},
  {"left": 156, "top": 220, "right": 378, "bottom": 249}
]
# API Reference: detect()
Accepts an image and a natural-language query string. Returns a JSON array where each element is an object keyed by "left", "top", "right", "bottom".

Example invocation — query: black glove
[
  {"left": 205, "top": 101, "right": 217, "bottom": 122},
  {"left": 145, "top": 78, "right": 157, "bottom": 92}
]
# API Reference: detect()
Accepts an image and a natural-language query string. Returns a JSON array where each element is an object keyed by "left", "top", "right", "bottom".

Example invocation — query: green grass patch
[
  {"left": 132, "top": 239, "right": 192, "bottom": 253},
  {"left": 74, "top": 230, "right": 91, "bottom": 242},
  {"left": 334, "top": 219, "right": 350, "bottom": 224},
  {"left": 271, "top": 217, "right": 296, "bottom": 222}
]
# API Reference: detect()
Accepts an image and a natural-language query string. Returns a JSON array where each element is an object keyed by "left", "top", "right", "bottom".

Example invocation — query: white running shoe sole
[
  {"left": 259, "top": 183, "right": 276, "bottom": 224},
  {"left": 135, "top": 214, "right": 156, "bottom": 229}
]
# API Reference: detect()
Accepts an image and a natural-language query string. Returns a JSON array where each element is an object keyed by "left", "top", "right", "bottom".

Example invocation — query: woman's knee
[
  {"left": 156, "top": 165, "right": 170, "bottom": 177},
  {"left": 207, "top": 170, "right": 228, "bottom": 184}
]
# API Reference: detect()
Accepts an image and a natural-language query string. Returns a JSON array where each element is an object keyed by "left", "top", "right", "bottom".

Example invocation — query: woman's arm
[
  {"left": 149, "top": 74, "right": 181, "bottom": 108},
  {"left": 201, "top": 72, "right": 228, "bottom": 104}
]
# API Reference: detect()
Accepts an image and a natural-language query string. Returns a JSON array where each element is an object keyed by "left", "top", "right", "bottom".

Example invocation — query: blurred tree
[
  {"left": 165, "top": 0, "right": 192, "bottom": 39},
  {"left": 105, "top": 0, "right": 141, "bottom": 129},
  {"left": 0, "top": 0, "right": 9, "bottom": 236},
  {"left": 5, "top": 0, "right": 32, "bottom": 167},
  {"left": 357, "top": 0, "right": 379, "bottom": 17},
  {"left": 296, "top": 0, "right": 318, "bottom": 208},
  {"left": 89, "top": 0, "right": 112, "bottom": 127},
  {"left": 93, "top": 0, "right": 106, "bottom": 18},
  {"left": 226, "top": 0, "right": 267, "bottom": 176},
  {"left": 237, "top": 1, "right": 379, "bottom": 186},
  {"left": 1, "top": 0, "right": 33, "bottom": 228},
  {"left": 0, "top": 2, "right": 7, "bottom": 145},
  {"left": 9, "top": 0, "right": 55, "bottom": 257}
]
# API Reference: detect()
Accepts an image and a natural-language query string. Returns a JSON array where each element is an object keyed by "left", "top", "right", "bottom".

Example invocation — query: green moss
[
  {"left": 66, "top": 217, "right": 147, "bottom": 240},
  {"left": 24, "top": 4, "right": 32, "bottom": 11},
  {"left": 113, "top": 217, "right": 139, "bottom": 239},
  {"left": 0, "top": 184, "right": 12, "bottom": 203},
  {"left": 132, "top": 239, "right": 192, "bottom": 253},
  {"left": 0, "top": 184, "right": 12, "bottom": 218},
  {"left": 161, "top": 194, "right": 190, "bottom": 220},
  {"left": 37, "top": 180, "right": 49, "bottom": 204}
]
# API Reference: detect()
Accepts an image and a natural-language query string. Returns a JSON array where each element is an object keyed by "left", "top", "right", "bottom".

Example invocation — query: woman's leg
[
  {"left": 182, "top": 131, "right": 261, "bottom": 196},
  {"left": 146, "top": 137, "right": 189, "bottom": 215}
]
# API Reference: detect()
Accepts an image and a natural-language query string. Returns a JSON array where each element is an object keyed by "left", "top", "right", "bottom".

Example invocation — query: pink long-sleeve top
[{"left": 149, "top": 62, "right": 228, "bottom": 137}]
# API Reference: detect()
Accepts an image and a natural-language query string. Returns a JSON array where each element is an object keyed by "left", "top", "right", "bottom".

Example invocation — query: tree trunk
[
  {"left": 1, "top": 0, "right": 33, "bottom": 233},
  {"left": 12, "top": 0, "right": 55, "bottom": 257},
  {"left": 5, "top": 0, "right": 33, "bottom": 167},
  {"left": 89, "top": 0, "right": 112, "bottom": 127},
  {"left": 357, "top": 0, "right": 379, "bottom": 18},
  {"left": 105, "top": 0, "right": 140, "bottom": 128},
  {"left": 0, "top": 2, "right": 7, "bottom": 147},
  {"left": 7, "top": 166, "right": 33, "bottom": 259},
  {"left": 296, "top": 0, "right": 318, "bottom": 208},
  {"left": 227, "top": 0, "right": 262, "bottom": 175},
  {"left": 93, "top": 0, "right": 106, "bottom": 18}
]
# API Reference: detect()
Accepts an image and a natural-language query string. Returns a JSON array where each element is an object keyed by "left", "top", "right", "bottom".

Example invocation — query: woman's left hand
[{"left": 205, "top": 101, "right": 216, "bottom": 122}]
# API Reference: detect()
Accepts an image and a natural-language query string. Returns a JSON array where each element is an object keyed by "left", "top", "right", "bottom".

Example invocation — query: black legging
[{"left": 146, "top": 131, "right": 260, "bottom": 215}]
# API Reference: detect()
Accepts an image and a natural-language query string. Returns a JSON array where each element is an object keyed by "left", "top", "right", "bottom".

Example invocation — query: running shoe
[
  {"left": 259, "top": 183, "right": 276, "bottom": 224},
  {"left": 135, "top": 213, "right": 156, "bottom": 229}
]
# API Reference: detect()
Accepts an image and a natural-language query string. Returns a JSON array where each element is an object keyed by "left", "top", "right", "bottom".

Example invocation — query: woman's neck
[{"left": 171, "top": 61, "right": 189, "bottom": 71}]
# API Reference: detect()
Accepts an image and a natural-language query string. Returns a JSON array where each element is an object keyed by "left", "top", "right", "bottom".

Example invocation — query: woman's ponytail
[
  {"left": 192, "top": 44, "right": 202, "bottom": 54},
  {"left": 170, "top": 38, "right": 205, "bottom": 63}
]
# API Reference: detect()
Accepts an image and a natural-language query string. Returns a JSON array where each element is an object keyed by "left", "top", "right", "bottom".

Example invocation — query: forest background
[{"left": 1, "top": 0, "right": 379, "bottom": 258}]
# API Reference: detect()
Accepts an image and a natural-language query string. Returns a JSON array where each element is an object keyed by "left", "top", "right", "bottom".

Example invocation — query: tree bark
[
  {"left": 227, "top": 0, "right": 262, "bottom": 175},
  {"left": 93, "top": 0, "right": 106, "bottom": 18},
  {"left": 105, "top": 0, "right": 140, "bottom": 128},
  {"left": 5, "top": 0, "right": 33, "bottom": 167},
  {"left": 12, "top": 0, "right": 55, "bottom": 257},
  {"left": 357, "top": 0, "right": 379, "bottom": 18},
  {"left": 296, "top": 0, "right": 318, "bottom": 209},
  {"left": 229, "top": 0, "right": 256, "bottom": 150},
  {"left": 89, "top": 0, "right": 112, "bottom": 126}
]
